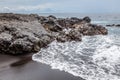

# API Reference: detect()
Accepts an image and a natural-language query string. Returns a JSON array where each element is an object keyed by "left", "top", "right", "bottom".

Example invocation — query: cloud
[
  {"left": 0, "top": 3, "right": 55, "bottom": 13},
  {"left": 0, "top": 0, "right": 120, "bottom": 13}
]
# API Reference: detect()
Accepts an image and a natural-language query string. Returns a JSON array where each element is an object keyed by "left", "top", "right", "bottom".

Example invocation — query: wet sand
[{"left": 0, "top": 54, "right": 84, "bottom": 80}]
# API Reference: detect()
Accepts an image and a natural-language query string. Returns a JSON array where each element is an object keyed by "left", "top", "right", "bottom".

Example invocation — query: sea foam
[{"left": 33, "top": 33, "right": 120, "bottom": 80}]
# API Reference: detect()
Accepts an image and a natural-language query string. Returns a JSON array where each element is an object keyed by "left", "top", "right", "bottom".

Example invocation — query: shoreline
[
  {"left": 0, "top": 54, "right": 85, "bottom": 80},
  {"left": 0, "top": 13, "right": 108, "bottom": 80},
  {"left": 0, "top": 13, "right": 108, "bottom": 55}
]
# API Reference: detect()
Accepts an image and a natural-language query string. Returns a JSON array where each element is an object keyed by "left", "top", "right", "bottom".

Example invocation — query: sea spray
[{"left": 33, "top": 27, "right": 120, "bottom": 80}]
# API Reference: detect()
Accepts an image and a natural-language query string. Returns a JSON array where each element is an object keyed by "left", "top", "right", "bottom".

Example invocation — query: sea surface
[{"left": 33, "top": 13, "right": 120, "bottom": 80}]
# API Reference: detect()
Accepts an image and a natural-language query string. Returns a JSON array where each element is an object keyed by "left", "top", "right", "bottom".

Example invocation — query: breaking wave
[{"left": 32, "top": 27, "right": 120, "bottom": 80}]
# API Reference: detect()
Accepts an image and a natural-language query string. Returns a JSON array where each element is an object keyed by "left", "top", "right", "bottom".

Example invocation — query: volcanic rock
[
  {"left": 82, "top": 16, "right": 91, "bottom": 23},
  {"left": 0, "top": 14, "right": 53, "bottom": 54},
  {"left": 56, "top": 29, "right": 82, "bottom": 42},
  {"left": 0, "top": 13, "right": 108, "bottom": 55}
]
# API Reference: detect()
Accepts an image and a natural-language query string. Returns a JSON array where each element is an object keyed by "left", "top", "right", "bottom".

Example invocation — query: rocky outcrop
[
  {"left": 0, "top": 13, "right": 39, "bottom": 22},
  {"left": 38, "top": 15, "right": 63, "bottom": 32},
  {"left": 106, "top": 24, "right": 115, "bottom": 27},
  {"left": 106, "top": 24, "right": 120, "bottom": 27},
  {"left": 57, "top": 17, "right": 82, "bottom": 28},
  {"left": 82, "top": 16, "right": 91, "bottom": 23},
  {"left": 0, "top": 13, "right": 108, "bottom": 55},
  {"left": 56, "top": 29, "right": 82, "bottom": 42},
  {"left": 0, "top": 14, "right": 53, "bottom": 54},
  {"left": 39, "top": 15, "right": 107, "bottom": 42},
  {"left": 73, "top": 23, "right": 108, "bottom": 35}
]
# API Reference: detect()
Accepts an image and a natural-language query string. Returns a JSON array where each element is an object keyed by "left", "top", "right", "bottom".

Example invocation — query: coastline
[
  {"left": 0, "top": 13, "right": 108, "bottom": 80},
  {"left": 0, "top": 54, "right": 84, "bottom": 80}
]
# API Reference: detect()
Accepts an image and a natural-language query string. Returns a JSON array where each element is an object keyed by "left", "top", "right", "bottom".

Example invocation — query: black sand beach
[
  {"left": 0, "top": 54, "right": 84, "bottom": 80},
  {"left": 0, "top": 13, "right": 108, "bottom": 80}
]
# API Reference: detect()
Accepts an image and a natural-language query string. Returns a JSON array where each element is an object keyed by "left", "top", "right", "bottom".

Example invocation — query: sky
[{"left": 0, "top": 0, "right": 120, "bottom": 13}]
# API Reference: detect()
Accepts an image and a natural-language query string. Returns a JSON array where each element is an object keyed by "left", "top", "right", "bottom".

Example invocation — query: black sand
[{"left": 0, "top": 54, "right": 85, "bottom": 80}]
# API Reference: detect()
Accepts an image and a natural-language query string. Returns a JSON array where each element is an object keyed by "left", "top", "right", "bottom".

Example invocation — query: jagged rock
[
  {"left": 43, "top": 22, "right": 63, "bottom": 32},
  {"left": 106, "top": 24, "right": 115, "bottom": 27},
  {"left": 106, "top": 24, "right": 120, "bottom": 27},
  {"left": 0, "top": 33, "right": 12, "bottom": 54},
  {"left": 83, "top": 16, "right": 91, "bottom": 23},
  {"left": 0, "top": 15, "right": 53, "bottom": 54},
  {"left": 57, "top": 18, "right": 82, "bottom": 28},
  {"left": 56, "top": 29, "right": 82, "bottom": 42},
  {"left": 0, "top": 13, "right": 108, "bottom": 55},
  {"left": 73, "top": 23, "right": 108, "bottom": 36},
  {"left": 48, "top": 15, "right": 57, "bottom": 19},
  {"left": 39, "top": 34, "right": 54, "bottom": 47},
  {"left": 57, "top": 18, "right": 70, "bottom": 28},
  {"left": 0, "top": 13, "right": 39, "bottom": 22},
  {"left": 42, "top": 18, "right": 63, "bottom": 32},
  {"left": 67, "top": 29, "right": 82, "bottom": 41},
  {"left": 9, "top": 39, "right": 34, "bottom": 54},
  {"left": 70, "top": 17, "right": 82, "bottom": 25}
]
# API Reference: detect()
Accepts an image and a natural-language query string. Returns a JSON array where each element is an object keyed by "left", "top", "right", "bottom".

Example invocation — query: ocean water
[{"left": 33, "top": 14, "right": 120, "bottom": 80}]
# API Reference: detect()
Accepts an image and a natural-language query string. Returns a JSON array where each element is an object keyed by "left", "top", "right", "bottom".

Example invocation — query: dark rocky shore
[
  {"left": 0, "top": 13, "right": 108, "bottom": 55},
  {"left": 0, "top": 13, "right": 108, "bottom": 80},
  {"left": 0, "top": 54, "right": 85, "bottom": 80}
]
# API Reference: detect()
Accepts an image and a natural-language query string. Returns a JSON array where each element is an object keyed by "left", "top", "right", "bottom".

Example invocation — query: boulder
[
  {"left": 39, "top": 16, "right": 63, "bottom": 32},
  {"left": 82, "top": 16, "right": 91, "bottom": 23},
  {"left": 56, "top": 29, "right": 82, "bottom": 42},
  {"left": 0, "top": 13, "right": 39, "bottom": 22},
  {"left": 0, "top": 13, "right": 108, "bottom": 55},
  {"left": 106, "top": 24, "right": 115, "bottom": 27},
  {"left": 0, "top": 33, "right": 12, "bottom": 54},
  {"left": 43, "top": 20, "right": 63, "bottom": 32},
  {"left": 57, "top": 18, "right": 82, "bottom": 28},
  {"left": 48, "top": 15, "right": 57, "bottom": 19},
  {"left": 0, "top": 14, "right": 53, "bottom": 55},
  {"left": 106, "top": 24, "right": 120, "bottom": 27},
  {"left": 57, "top": 18, "right": 71, "bottom": 28},
  {"left": 73, "top": 23, "right": 108, "bottom": 36},
  {"left": 67, "top": 29, "right": 82, "bottom": 41}
]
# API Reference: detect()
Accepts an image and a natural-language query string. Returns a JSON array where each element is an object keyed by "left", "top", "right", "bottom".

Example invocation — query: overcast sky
[{"left": 0, "top": 0, "right": 119, "bottom": 13}]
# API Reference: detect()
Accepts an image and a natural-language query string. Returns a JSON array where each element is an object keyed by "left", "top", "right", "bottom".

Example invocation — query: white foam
[
  {"left": 33, "top": 34, "right": 120, "bottom": 80},
  {"left": 91, "top": 21, "right": 109, "bottom": 24}
]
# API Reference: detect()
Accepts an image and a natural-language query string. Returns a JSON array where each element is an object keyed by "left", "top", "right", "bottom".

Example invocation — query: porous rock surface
[
  {"left": 0, "top": 13, "right": 52, "bottom": 54},
  {"left": 0, "top": 13, "right": 108, "bottom": 54}
]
